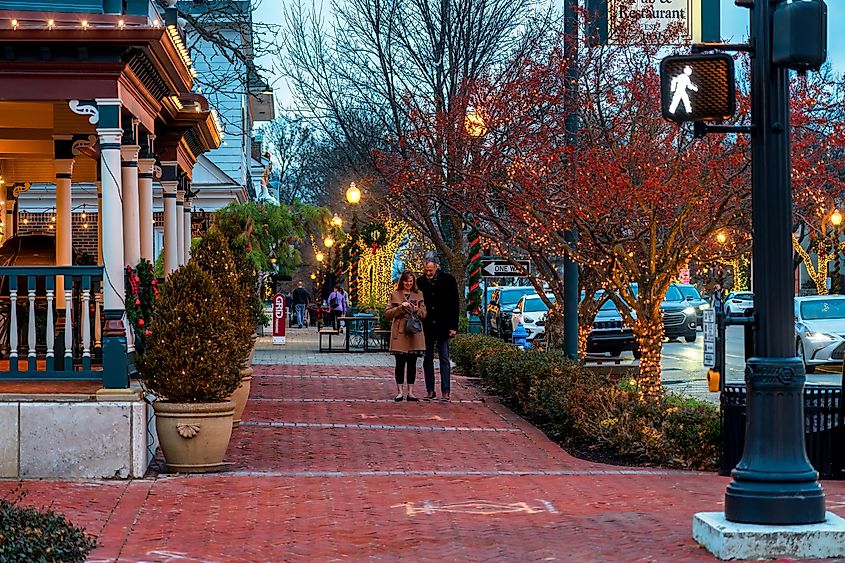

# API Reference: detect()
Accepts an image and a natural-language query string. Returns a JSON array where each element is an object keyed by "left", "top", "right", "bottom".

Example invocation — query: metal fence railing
[{"left": 721, "top": 383, "right": 844, "bottom": 480}]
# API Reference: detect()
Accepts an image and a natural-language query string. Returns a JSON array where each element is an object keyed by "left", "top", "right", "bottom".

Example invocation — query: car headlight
[
  {"left": 683, "top": 307, "right": 696, "bottom": 316},
  {"left": 698, "top": 303, "right": 710, "bottom": 311},
  {"left": 806, "top": 331, "right": 835, "bottom": 342}
]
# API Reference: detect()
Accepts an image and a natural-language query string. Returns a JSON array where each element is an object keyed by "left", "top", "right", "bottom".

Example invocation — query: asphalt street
[{"left": 610, "top": 326, "right": 843, "bottom": 403}]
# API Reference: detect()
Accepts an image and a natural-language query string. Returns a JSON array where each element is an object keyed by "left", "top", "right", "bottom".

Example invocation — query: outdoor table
[{"left": 339, "top": 315, "right": 380, "bottom": 352}]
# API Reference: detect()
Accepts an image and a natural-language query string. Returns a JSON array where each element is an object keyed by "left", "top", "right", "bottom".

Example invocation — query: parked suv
[
  {"left": 662, "top": 284, "right": 698, "bottom": 342},
  {"left": 725, "top": 291, "right": 754, "bottom": 317},
  {"left": 511, "top": 294, "right": 555, "bottom": 340},
  {"left": 587, "top": 298, "right": 639, "bottom": 357},
  {"left": 487, "top": 286, "right": 535, "bottom": 340},
  {"left": 675, "top": 283, "right": 709, "bottom": 327}
]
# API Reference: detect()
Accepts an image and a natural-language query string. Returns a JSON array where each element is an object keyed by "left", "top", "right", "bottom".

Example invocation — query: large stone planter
[
  {"left": 153, "top": 401, "right": 235, "bottom": 473},
  {"left": 230, "top": 367, "right": 253, "bottom": 427}
]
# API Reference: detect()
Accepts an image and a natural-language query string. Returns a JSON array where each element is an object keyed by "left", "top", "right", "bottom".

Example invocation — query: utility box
[{"left": 773, "top": 0, "right": 827, "bottom": 71}]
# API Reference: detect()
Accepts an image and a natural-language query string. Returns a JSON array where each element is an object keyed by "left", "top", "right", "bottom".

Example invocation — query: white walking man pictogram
[{"left": 669, "top": 66, "right": 698, "bottom": 115}]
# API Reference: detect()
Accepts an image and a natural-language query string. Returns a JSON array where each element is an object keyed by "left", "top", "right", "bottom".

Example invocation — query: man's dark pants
[{"left": 423, "top": 336, "right": 451, "bottom": 394}]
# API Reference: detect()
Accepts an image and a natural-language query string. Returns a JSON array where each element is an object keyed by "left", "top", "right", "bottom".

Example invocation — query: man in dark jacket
[
  {"left": 291, "top": 281, "right": 311, "bottom": 328},
  {"left": 417, "top": 255, "right": 460, "bottom": 401}
]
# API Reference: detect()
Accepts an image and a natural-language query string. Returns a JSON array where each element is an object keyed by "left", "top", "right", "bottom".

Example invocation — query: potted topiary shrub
[
  {"left": 191, "top": 229, "right": 256, "bottom": 427},
  {"left": 137, "top": 263, "right": 243, "bottom": 473}
]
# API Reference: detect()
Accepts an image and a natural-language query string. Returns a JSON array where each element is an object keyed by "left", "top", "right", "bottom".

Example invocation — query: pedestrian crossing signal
[{"left": 660, "top": 54, "right": 736, "bottom": 124}]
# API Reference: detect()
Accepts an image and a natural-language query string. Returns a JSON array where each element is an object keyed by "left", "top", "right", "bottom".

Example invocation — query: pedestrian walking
[
  {"left": 712, "top": 283, "right": 724, "bottom": 315},
  {"left": 417, "top": 255, "right": 460, "bottom": 402},
  {"left": 327, "top": 284, "right": 347, "bottom": 331},
  {"left": 291, "top": 281, "right": 310, "bottom": 328},
  {"left": 385, "top": 270, "right": 427, "bottom": 402}
]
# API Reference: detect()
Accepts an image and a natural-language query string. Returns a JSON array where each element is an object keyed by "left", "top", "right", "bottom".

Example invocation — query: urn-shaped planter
[
  {"left": 153, "top": 401, "right": 235, "bottom": 473},
  {"left": 230, "top": 366, "right": 253, "bottom": 427}
]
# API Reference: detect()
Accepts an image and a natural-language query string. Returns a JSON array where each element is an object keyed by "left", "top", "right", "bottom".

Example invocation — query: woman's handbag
[{"left": 405, "top": 314, "right": 423, "bottom": 334}]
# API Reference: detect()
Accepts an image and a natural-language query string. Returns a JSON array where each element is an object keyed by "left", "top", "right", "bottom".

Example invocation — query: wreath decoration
[{"left": 361, "top": 221, "right": 388, "bottom": 255}]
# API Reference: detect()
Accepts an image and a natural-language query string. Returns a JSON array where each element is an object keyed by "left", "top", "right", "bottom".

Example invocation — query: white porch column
[
  {"left": 161, "top": 162, "right": 179, "bottom": 276},
  {"left": 138, "top": 158, "right": 155, "bottom": 263},
  {"left": 176, "top": 186, "right": 185, "bottom": 265},
  {"left": 96, "top": 126, "right": 125, "bottom": 313},
  {"left": 121, "top": 144, "right": 141, "bottom": 267}
]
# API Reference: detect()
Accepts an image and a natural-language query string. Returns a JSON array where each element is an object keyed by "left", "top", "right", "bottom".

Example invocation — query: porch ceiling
[{"left": 0, "top": 101, "right": 99, "bottom": 184}]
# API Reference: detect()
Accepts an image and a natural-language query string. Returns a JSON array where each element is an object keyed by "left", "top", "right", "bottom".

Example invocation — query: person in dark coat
[
  {"left": 417, "top": 255, "right": 460, "bottom": 401},
  {"left": 291, "top": 281, "right": 311, "bottom": 328}
]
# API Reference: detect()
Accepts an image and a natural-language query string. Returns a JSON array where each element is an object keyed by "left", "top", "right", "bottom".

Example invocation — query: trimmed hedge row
[
  {"left": 451, "top": 334, "right": 720, "bottom": 471},
  {"left": 0, "top": 495, "right": 96, "bottom": 562}
]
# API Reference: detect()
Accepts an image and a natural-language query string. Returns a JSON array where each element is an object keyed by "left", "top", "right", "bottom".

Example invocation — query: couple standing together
[{"left": 385, "top": 255, "right": 459, "bottom": 402}]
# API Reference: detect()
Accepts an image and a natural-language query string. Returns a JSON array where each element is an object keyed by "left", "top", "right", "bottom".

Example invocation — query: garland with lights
[
  {"left": 348, "top": 221, "right": 360, "bottom": 307},
  {"left": 467, "top": 228, "right": 482, "bottom": 315},
  {"left": 125, "top": 259, "right": 158, "bottom": 353}
]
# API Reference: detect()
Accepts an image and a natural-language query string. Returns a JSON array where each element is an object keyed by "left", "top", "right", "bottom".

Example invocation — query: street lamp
[
  {"left": 346, "top": 182, "right": 361, "bottom": 206},
  {"left": 716, "top": 230, "right": 728, "bottom": 244},
  {"left": 464, "top": 108, "right": 487, "bottom": 138},
  {"left": 345, "top": 182, "right": 362, "bottom": 309},
  {"left": 316, "top": 251, "right": 325, "bottom": 263},
  {"left": 830, "top": 209, "right": 842, "bottom": 227},
  {"left": 323, "top": 235, "right": 335, "bottom": 249},
  {"left": 331, "top": 213, "right": 343, "bottom": 228}
]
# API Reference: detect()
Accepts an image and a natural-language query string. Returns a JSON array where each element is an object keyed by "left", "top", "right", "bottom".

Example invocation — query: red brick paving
[{"left": 2, "top": 362, "right": 845, "bottom": 561}]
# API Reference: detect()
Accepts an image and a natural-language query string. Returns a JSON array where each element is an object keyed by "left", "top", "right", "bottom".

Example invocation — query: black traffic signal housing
[
  {"left": 773, "top": 0, "right": 827, "bottom": 72},
  {"left": 660, "top": 53, "right": 736, "bottom": 124}
]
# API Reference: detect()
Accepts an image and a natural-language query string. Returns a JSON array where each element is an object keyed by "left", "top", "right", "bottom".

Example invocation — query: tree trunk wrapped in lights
[{"left": 466, "top": 228, "right": 482, "bottom": 317}]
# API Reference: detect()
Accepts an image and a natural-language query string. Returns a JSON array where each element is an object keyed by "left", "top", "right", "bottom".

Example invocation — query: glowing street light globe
[
  {"left": 346, "top": 182, "right": 362, "bottom": 205},
  {"left": 465, "top": 109, "right": 488, "bottom": 138},
  {"left": 716, "top": 231, "right": 728, "bottom": 244},
  {"left": 316, "top": 251, "right": 325, "bottom": 263},
  {"left": 324, "top": 236, "right": 335, "bottom": 248},
  {"left": 331, "top": 214, "right": 343, "bottom": 228},
  {"left": 831, "top": 210, "right": 843, "bottom": 227}
]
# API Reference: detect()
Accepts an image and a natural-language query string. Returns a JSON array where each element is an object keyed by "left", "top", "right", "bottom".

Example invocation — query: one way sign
[{"left": 481, "top": 259, "right": 530, "bottom": 278}]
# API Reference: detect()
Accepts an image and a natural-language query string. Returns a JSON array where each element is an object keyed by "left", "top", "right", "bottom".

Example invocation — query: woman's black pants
[{"left": 394, "top": 353, "right": 417, "bottom": 384}]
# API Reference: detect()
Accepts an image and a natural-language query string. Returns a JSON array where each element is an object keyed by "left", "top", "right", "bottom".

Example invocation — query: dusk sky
[{"left": 256, "top": 0, "right": 843, "bottom": 111}]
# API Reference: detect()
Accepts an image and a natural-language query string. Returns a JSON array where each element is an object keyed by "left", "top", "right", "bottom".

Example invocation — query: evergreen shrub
[
  {"left": 450, "top": 335, "right": 720, "bottom": 471},
  {"left": 0, "top": 496, "right": 95, "bottom": 563},
  {"left": 137, "top": 263, "right": 243, "bottom": 402},
  {"left": 191, "top": 229, "right": 254, "bottom": 365}
]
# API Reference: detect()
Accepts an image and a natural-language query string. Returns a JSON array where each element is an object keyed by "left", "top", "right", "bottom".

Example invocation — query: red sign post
[{"left": 272, "top": 293, "right": 286, "bottom": 345}]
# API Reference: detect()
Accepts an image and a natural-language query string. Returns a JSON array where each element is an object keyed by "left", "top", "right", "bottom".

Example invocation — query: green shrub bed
[
  {"left": 0, "top": 495, "right": 96, "bottom": 562},
  {"left": 451, "top": 335, "right": 720, "bottom": 471}
]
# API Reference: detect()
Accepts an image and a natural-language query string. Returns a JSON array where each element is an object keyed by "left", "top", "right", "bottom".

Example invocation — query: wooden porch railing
[{"left": 0, "top": 266, "right": 114, "bottom": 383}]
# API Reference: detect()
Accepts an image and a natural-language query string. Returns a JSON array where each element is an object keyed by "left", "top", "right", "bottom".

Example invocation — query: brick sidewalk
[{"left": 2, "top": 329, "right": 844, "bottom": 561}]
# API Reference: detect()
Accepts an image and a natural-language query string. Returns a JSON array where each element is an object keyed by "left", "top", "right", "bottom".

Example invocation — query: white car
[
  {"left": 511, "top": 294, "right": 554, "bottom": 339},
  {"left": 794, "top": 295, "right": 845, "bottom": 373},
  {"left": 725, "top": 291, "right": 754, "bottom": 317}
]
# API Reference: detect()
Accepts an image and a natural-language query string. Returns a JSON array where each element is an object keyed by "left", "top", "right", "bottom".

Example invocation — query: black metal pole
[
  {"left": 724, "top": 0, "right": 825, "bottom": 525},
  {"left": 563, "top": 0, "right": 579, "bottom": 360}
]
